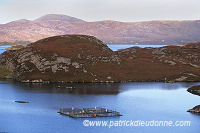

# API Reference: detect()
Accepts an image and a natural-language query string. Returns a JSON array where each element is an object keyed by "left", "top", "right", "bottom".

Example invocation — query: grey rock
[
  {"left": 56, "top": 57, "right": 71, "bottom": 65},
  {"left": 175, "top": 76, "right": 187, "bottom": 81},
  {"left": 163, "top": 60, "right": 176, "bottom": 66},
  {"left": 72, "top": 62, "right": 81, "bottom": 68}
]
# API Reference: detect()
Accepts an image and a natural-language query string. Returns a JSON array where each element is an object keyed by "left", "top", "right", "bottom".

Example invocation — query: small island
[
  {"left": 187, "top": 105, "right": 200, "bottom": 114},
  {"left": 187, "top": 85, "right": 200, "bottom": 96},
  {"left": 187, "top": 85, "right": 200, "bottom": 114}
]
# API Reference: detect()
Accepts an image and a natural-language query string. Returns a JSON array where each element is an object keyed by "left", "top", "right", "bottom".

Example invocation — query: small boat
[{"left": 15, "top": 101, "right": 29, "bottom": 103}]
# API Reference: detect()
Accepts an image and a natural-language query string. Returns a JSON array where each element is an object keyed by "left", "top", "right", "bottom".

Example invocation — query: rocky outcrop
[
  {"left": 0, "top": 35, "right": 200, "bottom": 82},
  {"left": 188, "top": 105, "right": 200, "bottom": 114},
  {"left": 187, "top": 85, "right": 200, "bottom": 115},
  {"left": 187, "top": 85, "right": 200, "bottom": 96}
]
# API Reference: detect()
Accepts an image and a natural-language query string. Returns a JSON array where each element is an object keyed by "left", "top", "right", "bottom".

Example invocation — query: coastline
[
  {"left": 187, "top": 85, "right": 200, "bottom": 115},
  {"left": 3, "top": 78, "right": 200, "bottom": 83}
]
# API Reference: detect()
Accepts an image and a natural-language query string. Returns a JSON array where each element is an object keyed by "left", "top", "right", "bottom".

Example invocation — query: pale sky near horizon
[{"left": 1, "top": 0, "right": 200, "bottom": 24}]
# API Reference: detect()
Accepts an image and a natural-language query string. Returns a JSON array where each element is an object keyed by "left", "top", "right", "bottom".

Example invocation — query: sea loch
[{"left": 0, "top": 80, "right": 199, "bottom": 133}]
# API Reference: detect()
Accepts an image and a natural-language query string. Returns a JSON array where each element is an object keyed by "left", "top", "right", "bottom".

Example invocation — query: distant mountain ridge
[
  {"left": 34, "top": 14, "right": 85, "bottom": 22},
  {"left": 0, "top": 14, "right": 200, "bottom": 45}
]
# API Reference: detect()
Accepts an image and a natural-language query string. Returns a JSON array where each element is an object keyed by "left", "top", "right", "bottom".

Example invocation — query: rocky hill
[
  {"left": 0, "top": 35, "right": 200, "bottom": 82},
  {"left": 0, "top": 35, "right": 123, "bottom": 82},
  {"left": 1, "top": 14, "right": 200, "bottom": 45}
]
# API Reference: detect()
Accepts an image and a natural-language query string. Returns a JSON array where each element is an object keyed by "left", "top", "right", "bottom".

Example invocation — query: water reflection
[
  {"left": 119, "top": 82, "right": 199, "bottom": 91},
  {"left": 13, "top": 82, "right": 121, "bottom": 95},
  {"left": 7, "top": 80, "right": 200, "bottom": 95}
]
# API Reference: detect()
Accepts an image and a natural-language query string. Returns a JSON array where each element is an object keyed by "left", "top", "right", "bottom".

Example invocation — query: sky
[{"left": 1, "top": 0, "right": 200, "bottom": 24}]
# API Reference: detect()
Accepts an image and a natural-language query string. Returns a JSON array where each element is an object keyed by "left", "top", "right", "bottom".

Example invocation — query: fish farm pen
[{"left": 58, "top": 107, "right": 122, "bottom": 118}]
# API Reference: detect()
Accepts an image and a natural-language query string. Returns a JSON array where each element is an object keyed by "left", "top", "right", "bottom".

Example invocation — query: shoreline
[{"left": 2, "top": 78, "right": 200, "bottom": 83}]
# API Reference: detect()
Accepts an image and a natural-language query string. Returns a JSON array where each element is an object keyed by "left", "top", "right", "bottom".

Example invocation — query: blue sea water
[
  {"left": 107, "top": 44, "right": 168, "bottom": 51},
  {"left": 0, "top": 80, "right": 199, "bottom": 133},
  {"left": 0, "top": 45, "right": 15, "bottom": 54},
  {"left": 0, "top": 44, "right": 168, "bottom": 54}
]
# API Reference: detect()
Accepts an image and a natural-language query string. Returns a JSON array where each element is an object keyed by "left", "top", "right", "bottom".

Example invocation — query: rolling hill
[
  {"left": 0, "top": 14, "right": 200, "bottom": 45},
  {"left": 0, "top": 35, "right": 200, "bottom": 82}
]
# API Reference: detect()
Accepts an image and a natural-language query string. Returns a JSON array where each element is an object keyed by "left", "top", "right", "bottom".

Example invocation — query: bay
[{"left": 0, "top": 80, "right": 200, "bottom": 133}]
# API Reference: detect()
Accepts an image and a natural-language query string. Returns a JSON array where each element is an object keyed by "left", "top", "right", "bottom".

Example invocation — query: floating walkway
[{"left": 58, "top": 107, "right": 122, "bottom": 118}]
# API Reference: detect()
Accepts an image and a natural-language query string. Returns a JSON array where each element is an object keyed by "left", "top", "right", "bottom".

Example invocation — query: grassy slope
[{"left": 0, "top": 65, "right": 11, "bottom": 78}]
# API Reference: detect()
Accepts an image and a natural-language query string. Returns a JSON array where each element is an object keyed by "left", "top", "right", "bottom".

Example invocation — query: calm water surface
[
  {"left": 0, "top": 45, "right": 15, "bottom": 54},
  {"left": 107, "top": 44, "right": 168, "bottom": 51},
  {"left": 0, "top": 44, "right": 168, "bottom": 54},
  {"left": 0, "top": 80, "right": 200, "bottom": 133}
]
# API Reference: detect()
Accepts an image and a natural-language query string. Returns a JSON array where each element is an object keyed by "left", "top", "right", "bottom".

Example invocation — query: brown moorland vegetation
[{"left": 0, "top": 35, "right": 200, "bottom": 82}]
